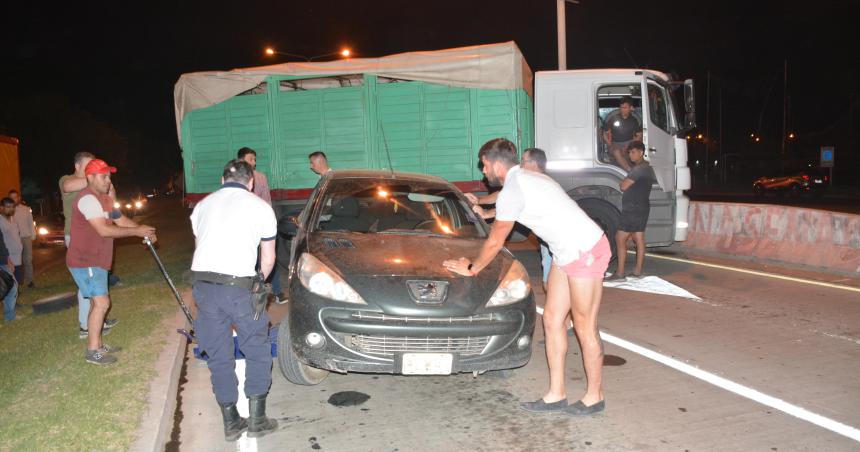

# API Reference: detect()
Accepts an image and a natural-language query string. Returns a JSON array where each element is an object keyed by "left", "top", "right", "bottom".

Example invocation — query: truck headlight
[
  {"left": 297, "top": 253, "right": 366, "bottom": 304},
  {"left": 38, "top": 227, "right": 49, "bottom": 236},
  {"left": 487, "top": 260, "right": 530, "bottom": 307}
]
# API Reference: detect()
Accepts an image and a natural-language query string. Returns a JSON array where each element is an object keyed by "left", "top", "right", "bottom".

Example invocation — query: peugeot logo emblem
[{"left": 407, "top": 280, "right": 449, "bottom": 304}]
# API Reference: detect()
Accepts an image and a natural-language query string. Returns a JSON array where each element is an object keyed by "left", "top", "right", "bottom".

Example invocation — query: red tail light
[
  {"left": 802, "top": 175, "right": 810, "bottom": 181},
  {"left": 824, "top": 175, "right": 829, "bottom": 182}
]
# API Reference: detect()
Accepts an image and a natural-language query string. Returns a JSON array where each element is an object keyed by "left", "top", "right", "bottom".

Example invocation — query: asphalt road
[{"left": 172, "top": 241, "right": 860, "bottom": 451}]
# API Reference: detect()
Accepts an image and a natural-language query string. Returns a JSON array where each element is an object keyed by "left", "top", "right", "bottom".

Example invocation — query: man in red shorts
[{"left": 443, "top": 138, "right": 609, "bottom": 416}]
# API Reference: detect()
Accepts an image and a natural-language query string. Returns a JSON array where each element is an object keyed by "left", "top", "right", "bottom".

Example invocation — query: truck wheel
[
  {"left": 276, "top": 317, "right": 329, "bottom": 385},
  {"left": 575, "top": 198, "right": 621, "bottom": 266}
]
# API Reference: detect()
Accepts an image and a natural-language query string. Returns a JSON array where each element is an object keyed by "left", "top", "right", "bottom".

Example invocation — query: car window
[{"left": 312, "top": 178, "right": 487, "bottom": 238}]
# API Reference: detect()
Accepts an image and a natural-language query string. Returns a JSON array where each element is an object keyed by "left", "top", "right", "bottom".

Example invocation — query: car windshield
[{"left": 313, "top": 178, "right": 487, "bottom": 239}]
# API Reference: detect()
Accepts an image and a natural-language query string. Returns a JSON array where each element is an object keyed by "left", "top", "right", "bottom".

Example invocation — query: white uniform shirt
[
  {"left": 496, "top": 166, "right": 604, "bottom": 266},
  {"left": 190, "top": 183, "right": 277, "bottom": 277}
]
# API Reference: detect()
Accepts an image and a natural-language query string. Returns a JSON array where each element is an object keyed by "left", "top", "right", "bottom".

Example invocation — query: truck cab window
[
  {"left": 647, "top": 83, "right": 669, "bottom": 132},
  {"left": 597, "top": 86, "right": 643, "bottom": 172}
]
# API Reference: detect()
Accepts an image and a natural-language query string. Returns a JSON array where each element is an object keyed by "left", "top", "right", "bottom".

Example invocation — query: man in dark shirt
[
  {"left": 602, "top": 96, "right": 642, "bottom": 171},
  {"left": 610, "top": 141, "right": 656, "bottom": 280}
]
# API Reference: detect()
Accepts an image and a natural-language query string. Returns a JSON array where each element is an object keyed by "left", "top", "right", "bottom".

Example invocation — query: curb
[{"left": 130, "top": 310, "right": 189, "bottom": 452}]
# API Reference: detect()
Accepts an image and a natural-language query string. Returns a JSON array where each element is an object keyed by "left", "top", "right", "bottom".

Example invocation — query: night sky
[{"left": 2, "top": 0, "right": 856, "bottom": 195}]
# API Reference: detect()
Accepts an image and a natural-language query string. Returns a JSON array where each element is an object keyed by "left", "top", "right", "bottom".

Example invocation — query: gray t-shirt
[
  {"left": 622, "top": 163, "right": 657, "bottom": 211},
  {"left": 603, "top": 111, "right": 642, "bottom": 142}
]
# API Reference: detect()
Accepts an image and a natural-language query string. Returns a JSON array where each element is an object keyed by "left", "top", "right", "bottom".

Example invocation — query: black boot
[
  {"left": 247, "top": 394, "right": 278, "bottom": 438},
  {"left": 219, "top": 402, "right": 248, "bottom": 442}
]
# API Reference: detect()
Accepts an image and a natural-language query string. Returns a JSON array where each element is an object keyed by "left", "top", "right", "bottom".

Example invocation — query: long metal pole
[
  {"left": 557, "top": 0, "right": 567, "bottom": 70},
  {"left": 705, "top": 70, "right": 710, "bottom": 184},
  {"left": 781, "top": 59, "right": 787, "bottom": 171}
]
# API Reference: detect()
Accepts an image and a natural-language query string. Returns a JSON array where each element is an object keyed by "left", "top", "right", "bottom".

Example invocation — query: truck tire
[
  {"left": 575, "top": 198, "right": 621, "bottom": 266},
  {"left": 276, "top": 317, "right": 329, "bottom": 385}
]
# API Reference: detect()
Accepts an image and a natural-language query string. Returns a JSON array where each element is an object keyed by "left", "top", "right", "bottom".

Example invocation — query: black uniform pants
[{"left": 193, "top": 282, "right": 272, "bottom": 405}]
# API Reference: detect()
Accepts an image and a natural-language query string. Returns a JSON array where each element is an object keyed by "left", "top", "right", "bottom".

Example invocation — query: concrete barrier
[{"left": 682, "top": 202, "right": 860, "bottom": 274}]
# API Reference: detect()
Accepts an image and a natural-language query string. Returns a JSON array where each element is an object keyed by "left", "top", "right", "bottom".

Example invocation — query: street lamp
[{"left": 264, "top": 47, "right": 352, "bottom": 62}]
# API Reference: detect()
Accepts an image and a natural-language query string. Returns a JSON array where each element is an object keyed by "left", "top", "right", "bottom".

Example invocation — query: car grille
[
  {"left": 345, "top": 334, "right": 490, "bottom": 357},
  {"left": 350, "top": 311, "right": 497, "bottom": 324}
]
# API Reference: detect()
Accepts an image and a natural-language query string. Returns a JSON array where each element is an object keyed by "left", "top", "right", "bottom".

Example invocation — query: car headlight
[
  {"left": 487, "top": 260, "right": 530, "bottom": 307},
  {"left": 38, "top": 227, "right": 49, "bottom": 236},
  {"left": 297, "top": 253, "right": 366, "bottom": 304},
  {"left": 134, "top": 201, "right": 143, "bottom": 209},
  {"left": 113, "top": 202, "right": 121, "bottom": 209}
]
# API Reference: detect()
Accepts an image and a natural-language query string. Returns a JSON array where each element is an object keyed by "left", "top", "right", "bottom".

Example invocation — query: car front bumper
[{"left": 288, "top": 284, "right": 535, "bottom": 374}]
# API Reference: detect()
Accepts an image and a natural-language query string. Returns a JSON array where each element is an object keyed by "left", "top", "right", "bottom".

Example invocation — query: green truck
[
  {"left": 175, "top": 41, "right": 695, "bottom": 255},
  {"left": 176, "top": 42, "right": 532, "bottom": 208}
]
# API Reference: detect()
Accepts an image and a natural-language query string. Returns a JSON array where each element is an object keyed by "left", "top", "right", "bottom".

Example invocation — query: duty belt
[{"left": 193, "top": 271, "right": 254, "bottom": 290}]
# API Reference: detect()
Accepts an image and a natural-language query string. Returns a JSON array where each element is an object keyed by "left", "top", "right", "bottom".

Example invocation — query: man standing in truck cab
[{"left": 602, "top": 96, "right": 642, "bottom": 172}]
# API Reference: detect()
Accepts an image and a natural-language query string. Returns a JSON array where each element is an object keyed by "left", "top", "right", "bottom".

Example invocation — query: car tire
[
  {"left": 575, "top": 198, "right": 621, "bottom": 266},
  {"left": 276, "top": 317, "right": 329, "bottom": 385}
]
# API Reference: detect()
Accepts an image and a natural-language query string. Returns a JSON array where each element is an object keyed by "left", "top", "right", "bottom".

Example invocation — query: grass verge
[{"left": 0, "top": 199, "right": 193, "bottom": 452}]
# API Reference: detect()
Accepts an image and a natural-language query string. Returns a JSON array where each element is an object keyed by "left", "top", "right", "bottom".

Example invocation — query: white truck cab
[{"left": 534, "top": 69, "right": 696, "bottom": 255}]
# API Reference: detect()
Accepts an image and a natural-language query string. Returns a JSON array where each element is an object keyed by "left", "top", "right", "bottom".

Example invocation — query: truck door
[{"left": 641, "top": 78, "right": 676, "bottom": 245}]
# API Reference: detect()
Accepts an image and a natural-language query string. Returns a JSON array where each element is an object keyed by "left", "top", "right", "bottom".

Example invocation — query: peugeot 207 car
[{"left": 276, "top": 170, "right": 535, "bottom": 385}]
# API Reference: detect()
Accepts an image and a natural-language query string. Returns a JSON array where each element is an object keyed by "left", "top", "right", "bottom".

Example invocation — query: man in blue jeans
[{"left": 1, "top": 227, "right": 18, "bottom": 322}]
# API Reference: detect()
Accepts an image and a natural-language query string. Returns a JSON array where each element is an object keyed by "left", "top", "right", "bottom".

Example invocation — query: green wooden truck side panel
[{"left": 181, "top": 75, "right": 534, "bottom": 194}]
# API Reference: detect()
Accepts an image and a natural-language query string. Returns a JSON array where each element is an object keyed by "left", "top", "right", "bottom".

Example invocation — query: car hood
[{"left": 307, "top": 232, "right": 518, "bottom": 316}]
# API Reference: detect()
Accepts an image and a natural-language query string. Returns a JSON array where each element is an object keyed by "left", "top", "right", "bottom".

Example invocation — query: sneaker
[
  {"left": 98, "top": 344, "right": 122, "bottom": 354},
  {"left": 103, "top": 318, "right": 119, "bottom": 330},
  {"left": 85, "top": 350, "right": 118, "bottom": 365}
]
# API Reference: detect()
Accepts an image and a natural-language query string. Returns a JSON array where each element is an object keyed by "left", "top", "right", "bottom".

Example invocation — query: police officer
[{"left": 190, "top": 159, "right": 278, "bottom": 441}]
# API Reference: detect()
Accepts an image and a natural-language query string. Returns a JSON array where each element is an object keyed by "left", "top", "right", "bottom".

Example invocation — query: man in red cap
[{"left": 67, "top": 159, "right": 157, "bottom": 365}]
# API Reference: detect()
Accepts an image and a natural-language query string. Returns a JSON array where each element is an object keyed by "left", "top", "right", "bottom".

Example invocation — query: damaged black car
[{"left": 276, "top": 170, "right": 535, "bottom": 385}]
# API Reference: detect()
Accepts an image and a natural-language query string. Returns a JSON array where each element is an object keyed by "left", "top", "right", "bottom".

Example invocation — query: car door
[{"left": 641, "top": 77, "right": 676, "bottom": 245}]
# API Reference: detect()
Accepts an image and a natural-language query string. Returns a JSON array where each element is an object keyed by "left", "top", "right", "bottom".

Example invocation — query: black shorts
[{"left": 620, "top": 207, "right": 649, "bottom": 232}]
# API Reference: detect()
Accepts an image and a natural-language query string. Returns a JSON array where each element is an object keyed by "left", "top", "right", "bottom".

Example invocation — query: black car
[
  {"left": 752, "top": 169, "right": 828, "bottom": 196},
  {"left": 276, "top": 170, "right": 535, "bottom": 385}
]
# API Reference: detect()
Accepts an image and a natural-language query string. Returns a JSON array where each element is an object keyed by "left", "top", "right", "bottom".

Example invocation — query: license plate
[{"left": 401, "top": 353, "right": 453, "bottom": 375}]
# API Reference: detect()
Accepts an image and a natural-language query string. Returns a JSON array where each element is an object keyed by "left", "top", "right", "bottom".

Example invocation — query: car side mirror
[{"left": 682, "top": 79, "right": 697, "bottom": 133}]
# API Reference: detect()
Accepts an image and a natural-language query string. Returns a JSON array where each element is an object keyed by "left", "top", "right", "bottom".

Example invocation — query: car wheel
[
  {"left": 575, "top": 198, "right": 620, "bottom": 266},
  {"left": 276, "top": 317, "right": 329, "bottom": 385}
]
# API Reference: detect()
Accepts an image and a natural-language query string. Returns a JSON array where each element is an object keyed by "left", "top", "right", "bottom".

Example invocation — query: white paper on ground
[{"left": 603, "top": 275, "right": 701, "bottom": 300}]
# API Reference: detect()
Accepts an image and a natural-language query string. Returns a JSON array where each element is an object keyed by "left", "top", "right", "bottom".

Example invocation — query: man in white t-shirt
[
  {"left": 443, "top": 138, "right": 610, "bottom": 416},
  {"left": 190, "top": 159, "right": 278, "bottom": 441}
]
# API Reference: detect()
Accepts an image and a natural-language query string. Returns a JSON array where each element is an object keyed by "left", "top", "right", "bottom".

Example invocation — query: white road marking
[
  {"left": 534, "top": 306, "right": 860, "bottom": 441},
  {"left": 644, "top": 252, "right": 860, "bottom": 294},
  {"left": 599, "top": 331, "right": 860, "bottom": 443}
]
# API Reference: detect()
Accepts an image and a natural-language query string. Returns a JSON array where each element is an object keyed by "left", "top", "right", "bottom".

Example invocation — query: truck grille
[{"left": 345, "top": 334, "right": 490, "bottom": 357}]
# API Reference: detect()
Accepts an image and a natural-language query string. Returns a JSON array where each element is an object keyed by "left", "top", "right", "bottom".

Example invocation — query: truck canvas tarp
[
  {"left": 0, "top": 136, "right": 21, "bottom": 195},
  {"left": 175, "top": 42, "right": 534, "bottom": 203}
]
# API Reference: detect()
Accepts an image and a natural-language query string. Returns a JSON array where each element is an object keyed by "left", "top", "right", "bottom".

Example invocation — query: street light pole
[{"left": 556, "top": 0, "right": 579, "bottom": 70}]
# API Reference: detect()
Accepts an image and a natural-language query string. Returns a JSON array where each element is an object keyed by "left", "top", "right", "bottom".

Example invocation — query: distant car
[
  {"left": 753, "top": 170, "right": 828, "bottom": 196},
  {"left": 34, "top": 213, "right": 65, "bottom": 247},
  {"left": 276, "top": 170, "right": 536, "bottom": 385},
  {"left": 113, "top": 197, "right": 147, "bottom": 216}
]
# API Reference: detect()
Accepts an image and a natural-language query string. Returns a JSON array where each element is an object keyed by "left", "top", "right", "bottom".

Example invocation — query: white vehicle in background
[{"left": 535, "top": 69, "right": 696, "bottom": 258}]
